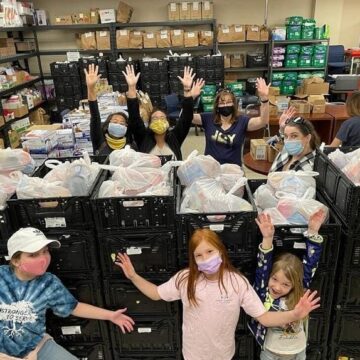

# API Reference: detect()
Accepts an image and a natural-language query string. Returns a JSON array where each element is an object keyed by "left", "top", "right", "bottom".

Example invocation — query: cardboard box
[
  {"left": 260, "top": 25, "right": 270, "bottom": 41},
  {"left": 184, "top": 31, "right": 199, "bottom": 47},
  {"left": 35, "top": 10, "right": 48, "bottom": 26},
  {"left": 129, "top": 31, "right": 143, "bottom": 49},
  {"left": 230, "top": 53, "right": 245, "bottom": 68},
  {"left": 116, "top": 29, "right": 130, "bottom": 48},
  {"left": 266, "top": 141, "right": 283, "bottom": 163},
  {"left": 217, "top": 25, "right": 232, "bottom": 43},
  {"left": 289, "top": 100, "right": 311, "bottom": 114},
  {"left": 79, "top": 32, "right": 97, "bottom": 50},
  {"left": 224, "top": 54, "right": 231, "bottom": 68},
  {"left": 156, "top": 30, "right": 171, "bottom": 48},
  {"left": 179, "top": 2, "right": 191, "bottom": 20},
  {"left": 8, "top": 130, "right": 20, "bottom": 149},
  {"left": 190, "top": 1, "right": 202, "bottom": 20},
  {"left": 143, "top": 32, "right": 157, "bottom": 48},
  {"left": 99, "top": 9, "right": 116, "bottom": 24},
  {"left": 90, "top": 9, "right": 100, "bottom": 24},
  {"left": 72, "top": 12, "right": 91, "bottom": 24},
  {"left": 202, "top": 1, "right": 214, "bottom": 19},
  {"left": 29, "top": 108, "right": 50, "bottom": 126},
  {"left": 168, "top": 2, "right": 180, "bottom": 21},
  {"left": 96, "top": 31, "right": 111, "bottom": 50},
  {"left": 15, "top": 40, "right": 36, "bottom": 52},
  {"left": 269, "top": 87, "right": 280, "bottom": 96},
  {"left": 269, "top": 103, "right": 278, "bottom": 116},
  {"left": 250, "top": 139, "right": 267, "bottom": 160},
  {"left": 246, "top": 25, "right": 261, "bottom": 41},
  {"left": 0, "top": 38, "right": 14, "bottom": 47},
  {"left": 308, "top": 95, "right": 326, "bottom": 113},
  {"left": 199, "top": 30, "right": 213, "bottom": 46},
  {"left": 117, "top": 1, "right": 133, "bottom": 23},
  {"left": 302, "top": 78, "right": 329, "bottom": 95},
  {"left": 170, "top": 29, "right": 184, "bottom": 47},
  {"left": 232, "top": 25, "right": 246, "bottom": 42},
  {"left": 55, "top": 15, "right": 73, "bottom": 25}
]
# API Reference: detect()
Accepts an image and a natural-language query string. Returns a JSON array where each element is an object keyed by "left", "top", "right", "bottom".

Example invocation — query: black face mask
[{"left": 217, "top": 106, "right": 233, "bottom": 117}]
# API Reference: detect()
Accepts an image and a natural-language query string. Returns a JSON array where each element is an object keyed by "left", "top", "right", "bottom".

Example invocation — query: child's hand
[
  {"left": 308, "top": 208, "right": 327, "bottom": 235},
  {"left": 115, "top": 253, "right": 136, "bottom": 280},
  {"left": 293, "top": 289, "right": 320, "bottom": 319},
  {"left": 255, "top": 213, "right": 275, "bottom": 250},
  {"left": 109, "top": 308, "right": 135, "bottom": 333},
  {"left": 122, "top": 64, "right": 140, "bottom": 88}
]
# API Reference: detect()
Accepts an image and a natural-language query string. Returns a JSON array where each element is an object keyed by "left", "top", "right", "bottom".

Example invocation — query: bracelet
[
  {"left": 184, "top": 88, "right": 191, "bottom": 92},
  {"left": 260, "top": 98, "right": 269, "bottom": 103},
  {"left": 303, "top": 231, "right": 323, "bottom": 243}
]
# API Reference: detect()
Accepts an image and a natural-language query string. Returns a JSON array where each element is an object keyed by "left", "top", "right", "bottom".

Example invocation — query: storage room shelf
[
  {"left": 0, "top": 77, "right": 42, "bottom": 97},
  {"left": 272, "top": 67, "right": 326, "bottom": 71},
  {"left": 39, "top": 49, "right": 113, "bottom": 55},
  {"left": 34, "top": 24, "right": 113, "bottom": 31},
  {"left": 115, "top": 20, "right": 215, "bottom": 28},
  {"left": 225, "top": 67, "right": 268, "bottom": 72},
  {"left": 0, "top": 26, "right": 35, "bottom": 32},
  {"left": 218, "top": 41, "right": 270, "bottom": 46},
  {"left": 0, "top": 52, "right": 38, "bottom": 64},
  {"left": 116, "top": 45, "right": 213, "bottom": 53},
  {"left": 273, "top": 39, "right": 329, "bottom": 45}
]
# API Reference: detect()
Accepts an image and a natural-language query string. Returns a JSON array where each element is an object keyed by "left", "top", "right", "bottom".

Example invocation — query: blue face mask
[
  {"left": 108, "top": 122, "right": 127, "bottom": 138},
  {"left": 284, "top": 140, "right": 304, "bottom": 156}
]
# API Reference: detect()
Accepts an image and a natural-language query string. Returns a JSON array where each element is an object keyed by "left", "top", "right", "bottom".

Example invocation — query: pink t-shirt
[{"left": 157, "top": 270, "right": 266, "bottom": 360}]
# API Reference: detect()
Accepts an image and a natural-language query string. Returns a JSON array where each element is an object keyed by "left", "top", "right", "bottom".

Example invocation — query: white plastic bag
[
  {"left": 218, "top": 164, "right": 245, "bottom": 196},
  {"left": 342, "top": 157, "right": 360, "bottom": 185},
  {"left": 109, "top": 146, "right": 161, "bottom": 168},
  {"left": 0, "top": 148, "right": 35, "bottom": 175},
  {"left": 254, "top": 184, "right": 278, "bottom": 209},
  {"left": 0, "top": 171, "right": 23, "bottom": 209},
  {"left": 328, "top": 148, "right": 350, "bottom": 169}
]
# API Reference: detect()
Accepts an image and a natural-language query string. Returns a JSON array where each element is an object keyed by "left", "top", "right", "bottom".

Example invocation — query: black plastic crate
[
  {"left": 176, "top": 183, "right": 258, "bottom": 266},
  {"left": 0, "top": 207, "right": 12, "bottom": 245},
  {"left": 99, "top": 231, "right": 177, "bottom": 278},
  {"left": 91, "top": 168, "right": 175, "bottom": 232},
  {"left": 336, "top": 268, "right": 360, "bottom": 310},
  {"left": 108, "top": 73, "right": 123, "bottom": 84},
  {"left": 62, "top": 342, "right": 113, "bottom": 360},
  {"left": 314, "top": 147, "right": 360, "bottom": 232},
  {"left": 307, "top": 311, "right": 330, "bottom": 345},
  {"left": 337, "top": 226, "right": 360, "bottom": 269},
  {"left": 306, "top": 344, "right": 327, "bottom": 360},
  {"left": 7, "top": 156, "right": 107, "bottom": 232},
  {"left": 246, "top": 53, "right": 267, "bottom": 68},
  {"left": 331, "top": 311, "right": 360, "bottom": 344},
  {"left": 46, "top": 230, "right": 99, "bottom": 275},
  {"left": 119, "top": 357, "right": 179, "bottom": 360},
  {"left": 104, "top": 280, "right": 179, "bottom": 317},
  {"left": 107, "top": 59, "right": 127, "bottom": 73},
  {"left": 46, "top": 314, "right": 110, "bottom": 344},
  {"left": 331, "top": 345, "right": 360, "bottom": 360},
  {"left": 233, "top": 333, "right": 255, "bottom": 360},
  {"left": 111, "top": 317, "right": 180, "bottom": 356},
  {"left": 309, "top": 267, "right": 336, "bottom": 310}
]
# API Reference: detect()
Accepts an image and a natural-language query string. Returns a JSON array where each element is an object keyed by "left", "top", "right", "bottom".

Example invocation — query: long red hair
[{"left": 175, "top": 228, "right": 248, "bottom": 306}]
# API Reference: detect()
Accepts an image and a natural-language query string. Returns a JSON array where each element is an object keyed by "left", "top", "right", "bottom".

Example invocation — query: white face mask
[{"left": 108, "top": 123, "right": 127, "bottom": 138}]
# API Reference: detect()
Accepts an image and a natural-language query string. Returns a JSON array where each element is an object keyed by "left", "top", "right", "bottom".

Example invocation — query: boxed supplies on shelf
[
  {"left": 168, "top": 2, "right": 180, "bottom": 21},
  {"left": 260, "top": 25, "right": 270, "bottom": 41},
  {"left": 299, "top": 77, "right": 329, "bottom": 95},
  {"left": 190, "top": 1, "right": 202, "bottom": 20},
  {"left": 29, "top": 108, "right": 50, "bottom": 126},
  {"left": 184, "top": 31, "right": 199, "bottom": 47},
  {"left": 247, "top": 52, "right": 267, "bottom": 67},
  {"left": 116, "top": 1, "right": 133, "bottom": 23},
  {"left": 289, "top": 99, "right": 311, "bottom": 114},
  {"left": 78, "top": 32, "right": 97, "bottom": 50},
  {"left": 15, "top": 40, "right": 36, "bottom": 52},
  {"left": 230, "top": 53, "right": 245, "bottom": 68},
  {"left": 99, "top": 9, "right": 116, "bottom": 24},
  {"left": 72, "top": 12, "right": 91, "bottom": 24},
  {"left": 217, "top": 24, "right": 232, "bottom": 43},
  {"left": 232, "top": 24, "right": 246, "bottom": 42},
  {"left": 156, "top": 30, "right": 171, "bottom": 48},
  {"left": 11, "top": 117, "right": 30, "bottom": 133},
  {"left": 90, "top": 8, "right": 100, "bottom": 24},
  {"left": 116, "top": 29, "right": 130, "bottom": 48},
  {"left": 246, "top": 25, "right": 261, "bottom": 41},
  {"left": 170, "top": 29, "right": 184, "bottom": 47},
  {"left": 199, "top": 30, "right": 213, "bottom": 46},
  {"left": 129, "top": 31, "right": 143, "bottom": 49},
  {"left": 143, "top": 31, "right": 157, "bottom": 48},
  {"left": 272, "top": 27, "right": 286, "bottom": 40},
  {"left": 35, "top": 10, "right": 48, "bottom": 25},
  {"left": 250, "top": 139, "right": 267, "bottom": 160},
  {"left": 201, "top": 1, "right": 213, "bottom": 19},
  {"left": 308, "top": 95, "right": 326, "bottom": 113},
  {"left": 55, "top": 15, "right": 73, "bottom": 25},
  {"left": 179, "top": 1, "right": 191, "bottom": 20},
  {"left": 96, "top": 31, "right": 111, "bottom": 50}
]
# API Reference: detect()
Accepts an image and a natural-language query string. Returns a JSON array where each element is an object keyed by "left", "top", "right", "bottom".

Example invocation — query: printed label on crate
[
  {"left": 187, "top": 32, "right": 195, "bottom": 38},
  {"left": 235, "top": 26, "right": 243, "bottom": 32},
  {"left": 61, "top": 326, "right": 82, "bottom": 335},
  {"left": 182, "top": 3, "right": 188, "bottom": 10},
  {"left": 45, "top": 217, "right": 66, "bottom": 228},
  {"left": 174, "top": 30, "right": 182, "bottom": 36},
  {"left": 120, "top": 30, "right": 128, "bottom": 35},
  {"left": 126, "top": 247, "right": 142, "bottom": 255},
  {"left": 99, "top": 31, "right": 108, "bottom": 37},
  {"left": 222, "top": 27, "right": 230, "bottom": 34},
  {"left": 122, "top": 200, "right": 144, "bottom": 207},
  {"left": 204, "top": 1, "right": 210, "bottom": 10},
  {"left": 146, "top": 33, "right": 154, "bottom": 38},
  {"left": 193, "top": 2, "right": 199, "bottom": 10},
  {"left": 84, "top": 32, "right": 93, "bottom": 38},
  {"left": 209, "top": 224, "right": 225, "bottom": 231},
  {"left": 67, "top": 51, "right": 80, "bottom": 62},
  {"left": 293, "top": 242, "right": 306, "bottom": 249},
  {"left": 204, "top": 31, "right": 212, "bottom": 36},
  {"left": 170, "top": 3, "right": 176, "bottom": 11},
  {"left": 138, "top": 327, "right": 152, "bottom": 333},
  {"left": 161, "top": 34, "right": 168, "bottom": 39}
]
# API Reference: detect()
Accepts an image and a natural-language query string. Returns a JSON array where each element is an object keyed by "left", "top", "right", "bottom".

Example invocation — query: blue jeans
[
  {"left": 37, "top": 340, "right": 78, "bottom": 360},
  {"left": 260, "top": 348, "right": 306, "bottom": 360}
]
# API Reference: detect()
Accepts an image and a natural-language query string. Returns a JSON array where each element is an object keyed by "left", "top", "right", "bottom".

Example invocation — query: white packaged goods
[
  {"left": 21, "top": 129, "right": 58, "bottom": 155},
  {"left": 328, "top": 148, "right": 360, "bottom": 185}
]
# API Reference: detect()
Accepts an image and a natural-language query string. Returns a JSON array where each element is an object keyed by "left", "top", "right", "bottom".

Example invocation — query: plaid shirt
[{"left": 269, "top": 148, "right": 316, "bottom": 172}]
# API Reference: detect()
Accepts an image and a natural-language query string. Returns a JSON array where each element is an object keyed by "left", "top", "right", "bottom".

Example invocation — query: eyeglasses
[
  {"left": 216, "top": 87, "right": 234, "bottom": 95},
  {"left": 285, "top": 116, "right": 306, "bottom": 125}
]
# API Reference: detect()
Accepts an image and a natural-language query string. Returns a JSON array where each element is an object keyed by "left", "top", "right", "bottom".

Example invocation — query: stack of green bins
[
  {"left": 201, "top": 84, "right": 216, "bottom": 112},
  {"left": 312, "top": 44, "right": 328, "bottom": 68},
  {"left": 301, "top": 19, "right": 316, "bottom": 39}
]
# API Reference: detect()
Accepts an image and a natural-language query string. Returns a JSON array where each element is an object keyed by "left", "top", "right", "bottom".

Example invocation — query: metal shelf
[
  {"left": 0, "top": 77, "right": 42, "bottom": 97},
  {"left": 273, "top": 39, "right": 329, "bottom": 45},
  {"left": 225, "top": 67, "right": 268, "bottom": 72},
  {"left": 115, "top": 20, "right": 215, "bottom": 28},
  {"left": 116, "top": 45, "right": 213, "bottom": 53},
  {"left": 39, "top": 49, "right": 113, "bottom": 55},
  {"left": 0, "top": 52, "right": 38, "bottom": 64},
  {"left": 272, "top": 67, "right": 326, "bottom": 71},
  {"left": 34, "top": 24, "right": 112, "bottom": 31},
  {"left": 218, "top": 41, "right": 270, "bottom": 46},
  {"left": 0, "top": 26, "right": 35, "bottom": 32}
]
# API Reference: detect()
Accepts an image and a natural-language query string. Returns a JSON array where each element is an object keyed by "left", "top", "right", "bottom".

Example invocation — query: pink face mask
[
  {"left": 19, "top": 254, "right": 51, "bottom": 276},
  {"left": 196, "top": 253, "right": 222, "bottom": 275}
]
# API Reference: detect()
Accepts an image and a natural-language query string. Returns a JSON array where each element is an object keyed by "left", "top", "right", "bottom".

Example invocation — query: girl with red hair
[{"left": 116, "top": 229, "right": 320, "bottom": 360}]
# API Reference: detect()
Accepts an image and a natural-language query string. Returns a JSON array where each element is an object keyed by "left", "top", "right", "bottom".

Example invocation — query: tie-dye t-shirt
[{"left": 0, "top": 265, "right": 78, "bottom": 357}]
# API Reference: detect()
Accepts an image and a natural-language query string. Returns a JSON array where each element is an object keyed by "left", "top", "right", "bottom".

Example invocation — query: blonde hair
[
  {"left": 9, "top": 251, "right": 22, "bottom": 270},
  {"left": 175, "top": 229, "right": 248, "bottom": 307},
  {"left": 346, "top": 91, "right": 360, "bottom": 117},
  {"left": 271, "top": 253, "right": 304, "bottom": 311}
]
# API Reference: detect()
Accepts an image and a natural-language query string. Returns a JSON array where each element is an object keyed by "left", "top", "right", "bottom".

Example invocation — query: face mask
[
  {"left": 108, "top": 123, "right": 127, "bottom": 138},
  {"left": 19, "top": 254, "right": 51, "bottom": 276},
  {"left": 284, "top": 140, "right": 304, "bottom": 156},
  {"left": 217, "top": 106, "right": 233, "bottom": 117},
  {"left": 149, "top": 118, "right": 169, "bottom": 135},
  {"left": 196, "top": 253, "right": 222, "bottom": 275}
]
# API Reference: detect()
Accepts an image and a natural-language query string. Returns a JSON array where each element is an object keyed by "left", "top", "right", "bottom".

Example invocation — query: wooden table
[
  {"left": 243, "top": 152, "right": 272, "bottom": 175},
  {"left": 325, "top": 104, "right": 349, "bottom": 140}
]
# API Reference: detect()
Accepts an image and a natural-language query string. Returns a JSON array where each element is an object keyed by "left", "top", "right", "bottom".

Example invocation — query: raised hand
[
  {"left": 293, "top": 289, "right": 320, "bottom": 319},
  {"left": 308, "top": 208, "right": 327, "bottom": 235},
  {"left": 256, "top": 78, "right": 271, "bottom": 100},
  {"left": 279, "top": 106, "right": 297, "bottom": 128},
  {"left": 178, "top": 66, "right": 196, "bottom": 90},
  {"left": 84, "top": 64, "right": 100, "bottom": 89},
  {"left": 190, "top": 78, "right": 205, "bottom": 99},
  {"left": 115, "top": 253, "right": 136, "bottom": 280},
  {"left": 255, "top": 213, "right": 275, "bottom": 249},
  {"left": 109, "top": 308, "right": 135, "bottom": 334},
  {"left": 122, "top": 64, "right": 140, "bottom": 88}
]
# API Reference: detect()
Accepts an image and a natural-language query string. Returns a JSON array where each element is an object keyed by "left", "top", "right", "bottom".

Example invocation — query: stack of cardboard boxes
[
  {"left": 217, "top": 24, "right": 270, "bottom": 43},
  {"left": 168, "top": 1, "right": 213, "bottom": 20}
]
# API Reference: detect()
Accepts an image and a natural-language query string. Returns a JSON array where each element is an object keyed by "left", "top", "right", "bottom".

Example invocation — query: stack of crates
[
  {"left": 314, "top": 147, "right": 360, "bottom": 359},
  {"left": 107, "top": 59, "right": 138, "bottom": 93},
  {"left": 195, "top": 55, "right": 224, "bottom": 88},
  {"left": 91, "top": 167, "right": 181, "bottom": 359},
  {"left": 140, "top": 59, "right": 169, "bottom": 108},
  {"left": 176, "top": 182, "right": 258, "bottom": 359},
  {"left": 50, "top": 61, "right": 82, "bottom": 112},
  {"left": 168, "top": 56, "right": 196, "bottom": 95},
  {"left": 6, "top": 156, "right": 111, "bottom": 360},
  {"left": 248, "top": 179, "right": 341, "bottom": 360}
]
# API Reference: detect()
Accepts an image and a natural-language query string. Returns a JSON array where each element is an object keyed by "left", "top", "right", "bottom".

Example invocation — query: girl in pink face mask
[
  {"left": 116, "top": 229, "right": 321, "bottom": 360},
  {"left": 1, "top": 227, "right": 134, "bottom": 360}
]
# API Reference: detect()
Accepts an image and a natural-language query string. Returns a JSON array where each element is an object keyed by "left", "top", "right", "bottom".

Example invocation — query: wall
[{"left": 338, "top": 0, "right": 360, "bottom": 48}]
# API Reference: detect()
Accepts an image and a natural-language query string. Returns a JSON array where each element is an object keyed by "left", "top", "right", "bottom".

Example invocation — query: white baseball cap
[{"left": 5, "top": 227, "right": 61, "bottom": 260}]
